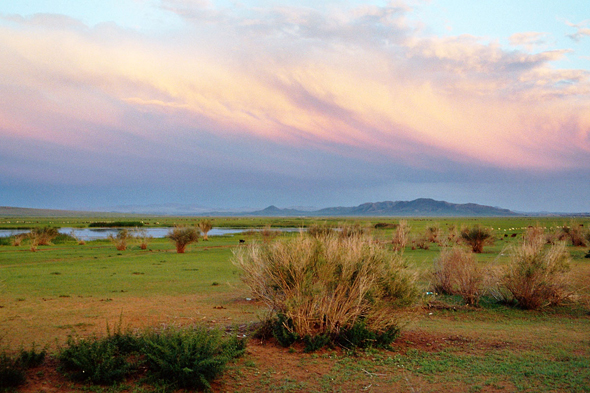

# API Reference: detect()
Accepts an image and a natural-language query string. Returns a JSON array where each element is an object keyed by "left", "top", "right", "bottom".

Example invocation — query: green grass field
[{"left": 1, "top": 216, "right": 589, "bottom": 392}]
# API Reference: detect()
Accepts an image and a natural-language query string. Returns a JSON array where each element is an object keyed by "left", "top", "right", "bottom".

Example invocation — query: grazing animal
[{"left": 239, "top": 239, "right": 245, "bottom": 244}]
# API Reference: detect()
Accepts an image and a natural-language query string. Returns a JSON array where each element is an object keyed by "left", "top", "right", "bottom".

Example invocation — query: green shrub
[
  {"left": 0, "top": 352, "right": 26, "bottom": 390},
  {"left": 89, "top": 222, "right": 144, "bottom": 227},
  {"left": 0, "top": 236, "right": 11, "bottom": 246},
  {"left": 0, "top": 345, "right": 47, "bottom": 391},
  {"left": 57, "top": 324, "right": 243, "bottom": 389},
  {"left": 460, "top": 225, "right": 494, "bottom": 253},
  {"left": 58, "top": 335, "right": 133, "bottom": 385},
  {"left": 336, "top": 320, "right": 400, "bottom": 349},
  {"left": 272, "top": 314, "right": 299, "bottom": 347},
  {"left": 17, "top": 344, "right": 46, "bottom": 368},
  {"left": 233, "top": 234, "right": 418, "bottom": 350},
  {"left": 141, "top": 326, "right": 245, "bottom": 390}
]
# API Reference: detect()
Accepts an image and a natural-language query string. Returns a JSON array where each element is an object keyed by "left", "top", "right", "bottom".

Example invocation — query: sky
[{"left": 1, "top": 0, "right": 589, "bottom": 213}]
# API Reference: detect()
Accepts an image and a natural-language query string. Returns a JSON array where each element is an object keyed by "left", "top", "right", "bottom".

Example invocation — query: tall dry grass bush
[
  {"left": 498, "top": 234, "right": 573, "bottom": 310},
  {"left": 233, "top": 233, "right": 418, "bottom": 347},
  {"left": 307, "top": 223, "right": 336, "bottom": 239},
  {"left": 446, "top": 224, "right": 459, "bottom": 245},
  {"left": 431, "top": 247, "right": 485, "bottom": 306},
  {"left": 29, "top": 227, "right": 59, "bottom": 246},
  {"left": 167, "top": 226, "right": 199, "bottom": 253},
  {"left": 425, "top": 224, "right": 441, "bottom": 243},
  {"left": 392, "top": 220, "right": 410, "bottom": 252},
  {"left": 460, "top": 225, "right": 494, "bottom": 253},
  {"left": 108, "top": 229, "right": 131, "bottom": 251},
  {"left": 561, "top": 221, "right": 588, "bottom": 247},
  {"left": 198, "top": 219, "right": 213, "bottom": 241},
  {"left": 134, "top": 228, "right": 151, "bottom": 249}
]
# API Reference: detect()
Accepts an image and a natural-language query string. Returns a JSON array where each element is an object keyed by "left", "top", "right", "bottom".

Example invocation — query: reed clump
[
  {"left": 497, "top": 230, "right": 573, "bottom": 310},
  {"left": 460, "top": 225, "right": 494, "bottom": 253},
  {"left": 431, "top": 247, "right": 485, "bottom": 306},
  {"left": 233, "top": 233, "right": 418, "bottom": 349},
  {"left": 108, "top": 229, "right": 131, "bottom": 251}
]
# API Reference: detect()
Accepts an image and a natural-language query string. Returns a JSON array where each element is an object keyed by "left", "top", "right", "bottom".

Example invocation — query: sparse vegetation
[
  {"left": 1, "top": 215, "right": 589, "bottom": 392},
  {"left": 134, "top": 228, "right": 151, "bottom": 249},
  {"left": 167, "top": 226, "right": 199, "bottom": 253}
]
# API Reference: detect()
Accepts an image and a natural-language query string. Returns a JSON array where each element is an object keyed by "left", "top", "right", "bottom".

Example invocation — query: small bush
[
  {"left": 167, "top": 226, "right": 199, "bottom": 253},
  {"left": 425, "top": 223, "right": 441, "bottom": 243},
  {"left": 461, "top": 225, "right": 493, "bottom": 253},
  {"left": 198, "top": 220, "right": 213, "bottom": 241},
  {"left": 57, "top": 324, "right": 242, "bottom": 389},
  {"left": 392, "top": 220, "right": 410, "bottom": 252},
  {"left": 18, "top": 344, "right": 46, "bottom": 369},
  {"left": 107, "top": 229, "right": 131, "bottom": 251},
  {"left": 0, "top": 345, "right": 47, "bottom": 391},
  {"left": 561, "top": 221, "right": 588, "bottom": 247},
  {"left": 29, "top": 226, "right": 59, "bottom": 246},
  {"left": 141, "top": 326, "right": 245, "bottom": 390},
  {"left": 58, "top": 335, "right": 133, "bottom": 385},
  {"left": 0, "top": 352, "right": 26, "bottom": 390},
  {"left": 307, "top": 223, "right": 336, "bottom": 238},
  {"left": 431, "top": 247, "right": 485, "bottom": 306},
  {"left": 134, "top": 228, "right": 151, "bottom": 250},
  {"left": 89, "top": 221, "right": 144, "bottom": 227},
  {"left": 499, "top": 241, "right": 572, "bottom": 310},
  {"left": 233, "top": 234, "right": 418, "bottom": 350},
  {"left": 12, "top": 234, "right": 26, "bottom": 246}
]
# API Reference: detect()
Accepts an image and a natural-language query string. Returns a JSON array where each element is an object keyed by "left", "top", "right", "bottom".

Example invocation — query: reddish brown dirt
[{"left": 14, "top": 330, "right": 518, "bottom": 393}]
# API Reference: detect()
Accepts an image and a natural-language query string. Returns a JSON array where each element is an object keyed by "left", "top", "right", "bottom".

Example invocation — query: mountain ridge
[{"left": 3, "top": 199, "right": 587, "bottom": 217}]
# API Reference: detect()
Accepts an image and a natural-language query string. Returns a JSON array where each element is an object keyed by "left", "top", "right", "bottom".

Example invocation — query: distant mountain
[
  {"left": 246, "top": 198, "right": 520, "bottom": 217},
  {"left": 0, "top": 206, "right": 123, "bottom": 217}
]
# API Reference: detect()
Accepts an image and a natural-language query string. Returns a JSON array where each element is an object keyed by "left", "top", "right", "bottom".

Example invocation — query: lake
[{"left": 0, "top": 227, "right": 247, "bottom": 241}]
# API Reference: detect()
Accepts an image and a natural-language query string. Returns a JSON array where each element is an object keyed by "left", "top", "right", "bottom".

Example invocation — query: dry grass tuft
[
  {"left": 198, "top": 220, "right": 213, "bottom": 241},
  {"left": 232, "top": 233, "right": 418, "bottom": 339},
  {"left": 498, "top": 240, "right": 573, "bottom": 310},
  {"left": 108, "top": 229, "right": 131, "bottom": 251},
  {"left": 167, "top": 226, "right": 199, "bottom": 253},
  {"left": 392, "top": 220, "right": 410, "bottom": 252},
  {"left": 431, "top": 247, "right": 485, "bottom": 306},
  {"left": 460, "top": 225, "right": 493, "bottom": 253}
]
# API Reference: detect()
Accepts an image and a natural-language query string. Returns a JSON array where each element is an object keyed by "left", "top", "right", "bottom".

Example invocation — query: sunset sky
[{"left": 1, "top": 1, "right": 589, "bottom": 213}]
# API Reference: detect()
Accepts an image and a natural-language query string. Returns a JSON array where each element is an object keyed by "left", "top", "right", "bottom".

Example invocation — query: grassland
[{"left": 1, "top": 216, "right": 589, "bottom": 392}]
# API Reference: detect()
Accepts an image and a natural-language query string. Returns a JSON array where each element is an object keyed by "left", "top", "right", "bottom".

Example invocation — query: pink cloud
[{"left": 0, "top": 3, "right": 589, "bottom": 178}]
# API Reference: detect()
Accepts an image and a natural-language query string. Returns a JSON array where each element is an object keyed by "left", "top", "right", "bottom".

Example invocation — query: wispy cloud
[
  {"left": 1, "top": 2, "right": 589, "bottom": 203},
  {"left": 566, "top": 19, "right": 590, "bottom": 42}
]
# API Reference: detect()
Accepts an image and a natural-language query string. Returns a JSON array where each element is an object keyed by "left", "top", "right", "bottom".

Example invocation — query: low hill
[{"left": 248, "top": 198, "right": 520, "bottom": 217}]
